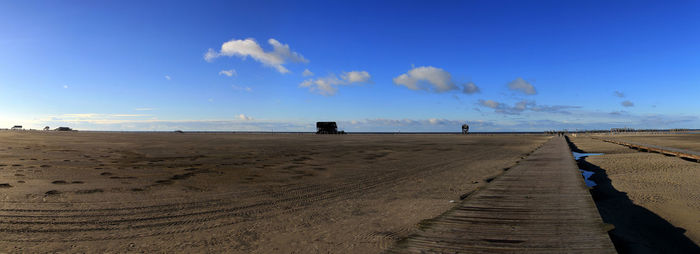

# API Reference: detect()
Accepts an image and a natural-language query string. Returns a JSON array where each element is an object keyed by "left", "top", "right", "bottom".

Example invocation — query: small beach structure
[
  {"left": 316, "top": 122, "right": 340, "bottom": 134},
  {"left": 10, "top": 125, "right": 22, "bottom": 130}
]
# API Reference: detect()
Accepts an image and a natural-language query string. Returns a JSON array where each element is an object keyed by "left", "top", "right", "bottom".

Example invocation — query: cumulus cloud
[
  {"left": 507, "top": 77, "right": 536, "bottom": 95},
  {"left": 341, "top": 71, "right": 371, "bottom": 83},
  {"left": 622, "top": 100, "right": 634, "bottom": 107},
  {"left": 614, "top": 91, "right": 625, "bottom": 98},
  {"left": 478, "top": 99, "right": 579, "bottom": 115},
  {"left": 394, "top": 66, "right": 454, "bottom": 92},
  {"left": 204, "top": 38, "right": 308, "bottom": 74},
  {"left": 393, "top": 66, "right": 479, "bottom": 94},
  {"left": 219, "top": 69, "right": 237, "bottom": 77},
  {"left": 63, "top": 85, "right": 69, "bottom": 89},
  {"left": 480, "top": 99, "right": 500, "bottom": 109},
  {"left": 462, "top": 82, "right": 480, "bottom": 94},
  {"left": 300, "top": 71, "right": 371, "bottom": 96},
  {"left": 302, "top": 69, "right": 314, "bottom": 77},
  {"left": 238, "top": 114, "right": 252, "bottom": 121},
  {"left": 164, "top": 75, "right": 171, "bottom": 80}
]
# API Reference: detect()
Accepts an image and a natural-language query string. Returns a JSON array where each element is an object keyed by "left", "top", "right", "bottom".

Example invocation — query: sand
[
  {"left": 0, "top": 131, "right": 548, "bottom": 253},
  {"left": 569, "top": 135, "right": 700, "bottom": 253},
  {"left": 609, "top": 134, "right": 700, "bottom": 152}
]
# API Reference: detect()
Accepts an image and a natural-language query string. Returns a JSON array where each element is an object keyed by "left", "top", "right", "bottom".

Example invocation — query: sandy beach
[
  {"left": 569, "top": 135, "right": 700, "bottom": 253},
  {"left": 608, "top": 133, "right": 700, "bottom": 152},
  {"left": 0, "top": 131, "right": 548, "bottom": 253}
]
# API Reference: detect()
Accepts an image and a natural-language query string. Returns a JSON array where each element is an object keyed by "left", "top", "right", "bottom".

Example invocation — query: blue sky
[{"left": 1, "top": 0, "right": 699, "bottom": 132}]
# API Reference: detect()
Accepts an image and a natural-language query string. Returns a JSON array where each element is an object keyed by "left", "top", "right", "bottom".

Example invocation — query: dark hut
[
  {"left": 462, "top": 124, "right": 469, "bottom": 134},
  {"left": 316, "top": 122, "right": 339, "bottom": 134}
]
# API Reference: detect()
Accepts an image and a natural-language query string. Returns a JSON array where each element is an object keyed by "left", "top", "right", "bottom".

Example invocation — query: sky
[{"left": 1, "top": 0, "right": 699, "bottom": 132}]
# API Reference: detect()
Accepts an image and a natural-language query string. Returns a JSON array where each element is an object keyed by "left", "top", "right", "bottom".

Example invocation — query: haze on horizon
[{"left": 1, "top": 1, "right": 699, "bottom": 132}]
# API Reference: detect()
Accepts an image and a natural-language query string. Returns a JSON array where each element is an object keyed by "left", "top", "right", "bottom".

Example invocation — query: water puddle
[
  {"left": 579, "top": 169, "right": 597, "bottom": 187},
  {"left": 573, "top": 152, "right": 604, "bottom": 160},
  {"left": 572, "top": 152, "right": 604, "bottom": 187}
]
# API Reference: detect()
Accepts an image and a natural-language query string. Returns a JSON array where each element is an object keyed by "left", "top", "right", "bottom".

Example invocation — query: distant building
[
  {"left": 55, "top": 127, "right": 73, "bottom": 131},
  {"left": 10, "top": 125, "right": 22, "bottom": 130},
  {"left": 316, "top": 122, "right": 339, "bottom": 134},
  {"left": 462, "top": 124, "right": 469, "bottom": 134}
]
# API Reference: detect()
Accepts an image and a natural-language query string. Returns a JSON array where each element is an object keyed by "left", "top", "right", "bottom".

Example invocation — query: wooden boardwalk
[{"left": 388, "top": 136, "right": 615, "bottom": 253}]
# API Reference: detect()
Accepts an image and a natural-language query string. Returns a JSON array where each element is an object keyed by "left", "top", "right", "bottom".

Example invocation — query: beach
[
  {"left": 569, "top": 135, "right": 700, "bottom": 253},
  {"left": 0, "top": 131, "right": 548, "bottom": 253}
]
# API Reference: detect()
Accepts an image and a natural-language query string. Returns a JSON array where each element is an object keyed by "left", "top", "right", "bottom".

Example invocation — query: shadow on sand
[{"left": 566, "top": 137, "right": 700, "bottom": 254}]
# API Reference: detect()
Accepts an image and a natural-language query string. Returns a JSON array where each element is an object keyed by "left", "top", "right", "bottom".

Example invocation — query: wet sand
[
  {"left": 0, "top": 131, "right": 548, "bottom": 253},
  {"left": 568, "top": 135, "right": 700, "bottom": 253}
]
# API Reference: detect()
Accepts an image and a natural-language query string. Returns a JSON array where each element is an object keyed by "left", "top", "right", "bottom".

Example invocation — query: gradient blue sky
[{"left": 1, "top": 0, "right": 699, "bottom": 132}]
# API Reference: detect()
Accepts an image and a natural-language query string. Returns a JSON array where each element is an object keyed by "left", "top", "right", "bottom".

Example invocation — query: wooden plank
[{"left": 387, "top": 136, "right": 615, "bottom": 253}]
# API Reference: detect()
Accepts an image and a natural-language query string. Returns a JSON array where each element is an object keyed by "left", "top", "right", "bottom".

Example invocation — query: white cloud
[
  {"left": 462, "top": 82, "right": 480, "bottom": 94},
  {"left": 238, "top": 114, "right": 252, "bottom": 121},
  {"left": 393, "top": 66, "right": 479, "bottom": 94},
  {"left": 479, "top": 99, "right": 500, "bottom": 109},
  {"left": 300, "top": 70, "right": 371, "bottom": 96},
  {"left": 393, "top": 66, "right": 455, "bottom": 92},
  {"left": 164, "top": 75, "right": 171, "bottom": 80},
  {"left": 622, "top": 100, "right": 634, "bottom": 107},
  {"left": 232, "top": 85, "right": 252, "bottom": 92},
  {"left": 341, "top": 71, "right": 371, "bottom": 83},
  {"left": 507, "top": 77, "right": 536, "bottom": 95},
  {"left": 219, "top": 69, "right": 237, "bottom": 77},
  {"left": 204, "top": 38, "right": 307, "bottom": 74},
  {"left": 302, "top": 69, "right": 314, "bottom": 77},
  {"left": 63, "top": 85, "right": 69, "bottom": 89},
  {"left": 478, "top": 99, "right": 579, "bottom": 115},
  {"left": 204, "top": 49, "right": 218, "bottom": 62}
]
